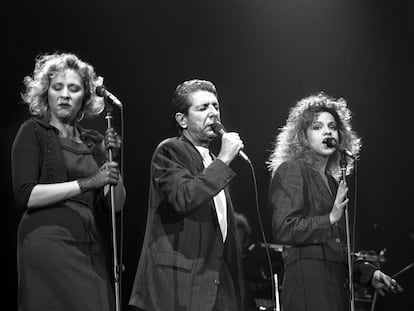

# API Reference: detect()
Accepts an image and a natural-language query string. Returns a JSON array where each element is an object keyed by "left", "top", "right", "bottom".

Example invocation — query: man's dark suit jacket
[{"left": 129, "top": 135, "right": 244, "bottom": 311}]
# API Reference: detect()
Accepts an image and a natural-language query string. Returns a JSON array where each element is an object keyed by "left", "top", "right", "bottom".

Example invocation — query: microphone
[
  {"left": 211, "top": 121, "right": 251, "bottom": 163},
  {"left": 96, "top": 85, "right": 122, "bottom": 107},
  {"left": 322, "top": 137, "right": 356, "bottom": 159}
]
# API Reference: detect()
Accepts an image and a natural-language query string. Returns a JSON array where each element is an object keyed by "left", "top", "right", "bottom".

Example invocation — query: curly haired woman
[
  {"left": 268, "top": 93, "right": 402, "bottom": 311},
  {"left": 12, "top": 52, "right": 125, "bottom": 311}
]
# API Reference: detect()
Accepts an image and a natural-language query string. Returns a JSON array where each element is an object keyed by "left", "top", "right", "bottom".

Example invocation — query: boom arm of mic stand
[{"left": 340, "top": 154, "right": 355, "bottom": 311}]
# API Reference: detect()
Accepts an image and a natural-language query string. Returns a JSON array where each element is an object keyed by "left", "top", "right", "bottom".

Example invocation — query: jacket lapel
[{"left": 313, "top": 170, "right": 334, "bottom": 203}]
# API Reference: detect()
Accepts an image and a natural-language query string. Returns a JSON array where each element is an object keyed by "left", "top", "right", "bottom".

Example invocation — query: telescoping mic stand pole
[
  {"left": 104, "top": 103, "right": 121, "bottom": 311},
  {"left": 340, "top": 153, "right": 355, "bottom": 311}
]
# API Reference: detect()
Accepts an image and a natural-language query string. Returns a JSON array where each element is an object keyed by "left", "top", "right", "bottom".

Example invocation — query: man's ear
[{"left": 175, "top": 112, "right": 187, "bottom": 129}]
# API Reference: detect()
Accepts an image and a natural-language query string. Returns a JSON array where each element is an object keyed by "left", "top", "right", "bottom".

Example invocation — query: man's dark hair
[{"left": 172, "top": 79, "right": 218, "bottom": 115}]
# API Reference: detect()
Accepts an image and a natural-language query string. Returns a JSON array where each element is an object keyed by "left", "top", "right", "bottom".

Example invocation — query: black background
[{"left": 5, "top": 0, "right": 413, "bottom": 310}]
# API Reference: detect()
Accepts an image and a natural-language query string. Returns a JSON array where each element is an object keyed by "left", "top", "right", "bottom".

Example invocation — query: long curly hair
[
  {"left": 21, "top": 52, "right": 105, "bottom": 120},
  {"left": 267, "top": 92, "right": 361, "bottom": 179}
]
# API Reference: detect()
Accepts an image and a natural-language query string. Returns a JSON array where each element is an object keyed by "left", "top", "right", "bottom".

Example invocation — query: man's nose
[{"left": 208, "top": 105, "right": 219, "bottom": 116}]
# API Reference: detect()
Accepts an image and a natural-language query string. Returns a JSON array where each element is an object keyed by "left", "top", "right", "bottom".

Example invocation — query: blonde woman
[{"left": 12, "top": 52, "right": 125, "bottom": 311}]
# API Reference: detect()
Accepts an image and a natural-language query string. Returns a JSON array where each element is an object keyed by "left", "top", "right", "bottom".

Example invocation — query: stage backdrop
[{"left": 5, "top": 0, "right": 413, "bottom": 310}]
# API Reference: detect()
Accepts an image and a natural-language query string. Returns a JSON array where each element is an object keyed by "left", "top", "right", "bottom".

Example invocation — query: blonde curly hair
[
  {"left": 267, "top": 92, "right": 361, "bottom": 180},
  {"left": 21, "top": 52, "right": 104, "bottom": 120}
]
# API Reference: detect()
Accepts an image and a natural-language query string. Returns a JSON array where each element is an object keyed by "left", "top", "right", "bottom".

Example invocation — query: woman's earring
[{"left": 77, "top": 111, "right": 85, "bottom": 122}]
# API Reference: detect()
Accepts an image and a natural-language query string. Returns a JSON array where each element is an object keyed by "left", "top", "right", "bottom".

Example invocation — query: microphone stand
[
  {"left": 104, "top": 103, "right": 121, "bottom": 311},
  {"left": 340, "top": 153, "right": 355, "bottom": 311}
]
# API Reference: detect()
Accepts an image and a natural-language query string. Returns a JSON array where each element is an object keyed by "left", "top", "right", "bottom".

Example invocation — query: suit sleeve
[
  {"left": 152, "top": 141, "right": 236, "bottom": 215},
  {"left": 11, "top": 121, "right": 41, "bottom": 209},
  {"left": 270, "top": 161, "right": 332, "bottom": 245}
]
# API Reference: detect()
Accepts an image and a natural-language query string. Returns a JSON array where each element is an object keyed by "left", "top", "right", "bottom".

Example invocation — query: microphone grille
[
  {"left": 211, "top": 122, "right": 225, "bottom": 135},
  {"left": 323, "top": 137, "right": 337, "bottom": 148},
  {"left": 95, "top": 85, "right": 106, "bottom": 97},
  {"left": 329, "top": 137, "right": 337, "bottom": 146}
]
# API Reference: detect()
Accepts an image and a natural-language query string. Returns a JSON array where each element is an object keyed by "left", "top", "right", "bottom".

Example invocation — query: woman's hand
[
  {"left": 329, "top": 180, "right": 348, "bottom": 225},
  {"left": 103, "top": 127, "right": 122, "bottom": 158},
  {"left": 78, "top": 161, "right": 120, "bottom": 192}
]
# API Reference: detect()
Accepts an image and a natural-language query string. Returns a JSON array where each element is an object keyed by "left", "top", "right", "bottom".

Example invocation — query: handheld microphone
[
  {"left": 322, "top": 137, "right": 356, "bottom": 159},
  {"left": 96, "top": 85, "right": 122, "bottom": 107},
  {"left": 211, "top": 121, "right": 251, "bottom": 163}
]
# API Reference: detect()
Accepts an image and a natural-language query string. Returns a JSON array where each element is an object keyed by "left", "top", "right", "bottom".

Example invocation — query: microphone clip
[{"left": 96, "top": 85, "right": 122, "bottom": 108}]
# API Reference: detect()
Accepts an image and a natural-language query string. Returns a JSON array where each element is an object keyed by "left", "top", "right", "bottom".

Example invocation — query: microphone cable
[
  {"left": 245, "top": 159, "right": 276, "bottom": 310},
  {"left": 118, "top": 103, "right": 125, "bottom": 309},
  {"left": 351, "top": 160, "right": 358, "bottom": 255}
]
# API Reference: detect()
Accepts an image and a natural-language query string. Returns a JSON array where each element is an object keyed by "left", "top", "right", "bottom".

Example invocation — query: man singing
[{"left": 129, "top": 79, "right": 245, "bottom": 311}]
